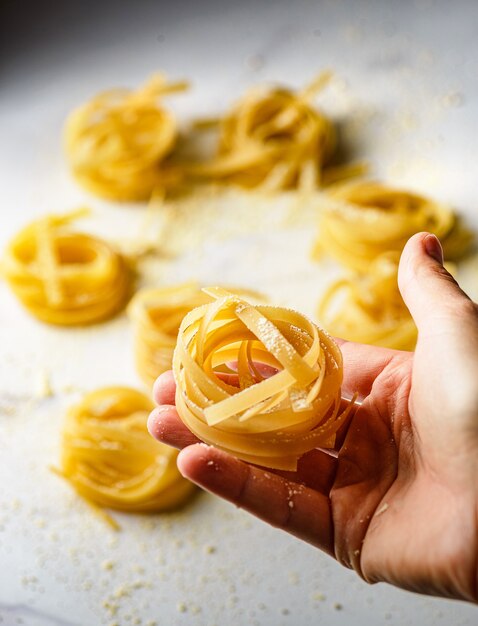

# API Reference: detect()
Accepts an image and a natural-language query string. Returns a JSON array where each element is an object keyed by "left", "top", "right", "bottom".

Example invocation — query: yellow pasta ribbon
[
  {"left": 312, "top": 180, "right": 472, "bottom": 272},
  {"left": 318, "top": 253, "right": 417, "bottom": 351},
  {"left": 65, "top": 74, "right": 188, "bottom": 201},
  {"left": 59, "top": 387, "right": 195, "bottom": 512},
  {"left": 1, "top": 210, "right": 129, "bottom": 326},
  {"left": 173, "top": 289, "right": 355, "bottom": 470},
  {"left": 128, "top": 283, "right": 265, "bottom": 387},
  {"left": 189, "top": 73, "right": 344, "bottom": 192}
]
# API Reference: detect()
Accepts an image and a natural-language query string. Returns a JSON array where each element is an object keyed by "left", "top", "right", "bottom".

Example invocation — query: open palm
[{"left": 148, "top": 234, "right": 478, "bottom": 602}]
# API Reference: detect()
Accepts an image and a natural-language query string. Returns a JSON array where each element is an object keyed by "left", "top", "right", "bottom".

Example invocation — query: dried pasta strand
[
  {"left": 65, "top": 74, "right": 188, "bottom": 201},
  {"left": 60, "top": 387, "right": 195, "bottom": 512},
  {"left": 312, "top": 180, "right": 473, "bottom": 272},
  {"left": 1, "top": 210, "right": 130, "bottom": 326},
  {"left": 173, "top": 290, "right": 356, "bottom": 470},
  {"left": 318, "top": 253, "right": 417, "bottom": 351},
  {"left": 128, "top": 283, "right": 265, "bottom": 387},
  {"left": 188, "top": 73, "right": 357, "bottom": 192}
]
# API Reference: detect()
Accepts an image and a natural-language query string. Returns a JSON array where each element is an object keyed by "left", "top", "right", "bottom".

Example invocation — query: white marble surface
[{"left": 1, "top": 1, "right": 478, "bottom": 624}]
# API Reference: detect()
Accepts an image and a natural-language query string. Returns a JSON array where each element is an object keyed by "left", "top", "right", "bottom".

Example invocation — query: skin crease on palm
[{"left": 147, "top": 232, "right": 478, "bottom": 603}]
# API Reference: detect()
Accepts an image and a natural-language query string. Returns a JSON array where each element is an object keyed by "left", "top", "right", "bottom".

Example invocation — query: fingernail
[{"left": 424, "top": 234, "right": 444, "bottom": 265}]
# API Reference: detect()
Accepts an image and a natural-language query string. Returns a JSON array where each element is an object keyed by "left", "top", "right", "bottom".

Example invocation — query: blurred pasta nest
[
  {"left": 318, "top": 252, "right": 417, "bottom": 351},
  {"left": 173, "top": 288, "right": 355, "bottom": 471},
  {"left": 60, "top": 387, "right": 195, "bottom": 512},
  {"left": 1, "top": 209, "right": 129, "bottom": 326},
  {"left": 191, "top": 73, "right": 337, "bottom": 191},
  {"left": 64, "top": 74, "right": 188, "bottom": 201},
  {"left": 313, "top": 180, "right": 472, "bottom": 272}
]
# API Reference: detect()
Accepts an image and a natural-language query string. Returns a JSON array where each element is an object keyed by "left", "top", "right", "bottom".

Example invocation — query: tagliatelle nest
[
  {"left": 58, "top": 387, "right": 195, "bottom": 513},
  {"left": 318, "top": 253, "right": 417, "bottom": 351},
  {"left": 312, "top": 180, "right": 473, "bottom": 272},
  {"left": 173, "top": 288, "right": 355, "bottom": 470},
  {"left": 189, "top": 73, "right": 353, "bottom": 192},
  {"left": 65, "top": 74, "right": 188, "bottom": 201},
  {"left": 1, "top": 209, "right": 129, "bottom": 326}
]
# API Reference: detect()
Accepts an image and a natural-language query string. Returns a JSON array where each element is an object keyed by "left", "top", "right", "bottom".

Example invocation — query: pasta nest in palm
[
  {"left": 60, "top": 387, "right": 195, "bottom": 512},
  {"left": 65, "top": 74, "right": 187, "bottom": 201},
  {"left": 173, "top": 288, "right": 355, "bottom": 470},
  {"left": 318, "top": 253, "right": 417, "bottom": 351},
  {"left": 128, "top": 283, "right": 265, "bottom": 387},
  {"left": 191, "top": 73, "right": 337, "bottom": 192},
  {"left": 313, "top": 181, "right": 472, "bottom": 272},
  {"left": 2, "top": 210, "right": 129, "bottom": 326}
]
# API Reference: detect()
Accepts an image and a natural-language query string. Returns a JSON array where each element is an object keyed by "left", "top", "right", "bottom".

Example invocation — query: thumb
[{"left": 398, "top": 232, "right": 473, "bottom": 334}]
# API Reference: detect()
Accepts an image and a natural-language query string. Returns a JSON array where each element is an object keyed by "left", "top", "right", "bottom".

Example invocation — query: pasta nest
[
  {"left": 173, "top": 288, "right": 355, "bottom": 470},
  {"left": 318, "top": 253, "right": 417, "bottom": 351},
  {"left": 191, "top": 73, "right": 337, "bottom": 191},
  {"left": 2, "top": 209, "right": 129, "bottom": 326},
  {"left": 128, "top": 283, "right": 266, "bottom": 387},
  {"left": 313, "top": 180, "right": 472, "bottom": 272},
  {"left": 65, "top": 74, "right": 188, "bottom": 201},
  {"left": 60, "top": 387, "right": 195, "bottom": 512}
]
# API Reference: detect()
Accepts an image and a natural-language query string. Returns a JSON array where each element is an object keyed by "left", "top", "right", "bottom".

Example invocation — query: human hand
[{"left": 148, "top": 232, "right": 478, "bottom": 602}]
